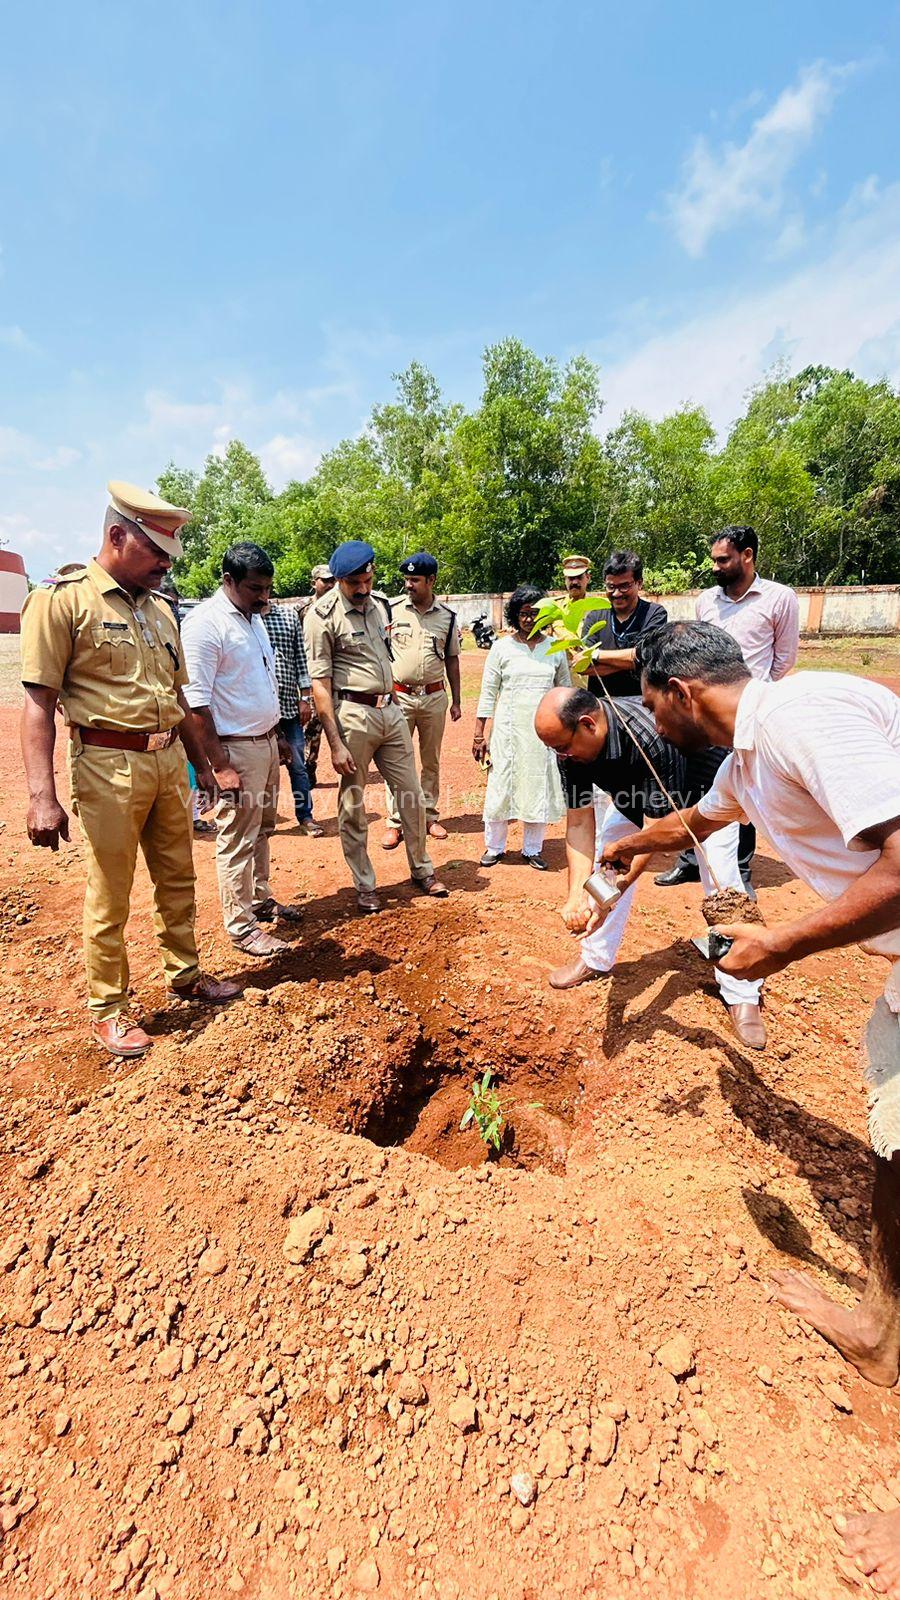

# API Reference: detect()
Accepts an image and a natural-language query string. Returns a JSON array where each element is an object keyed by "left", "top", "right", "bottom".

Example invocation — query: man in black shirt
[
  {"left": 533, "top": 686, "right": 765, "bottom": 1048},
  {"left": 583, "top": 550, "right": 668, "bottom": 699}
]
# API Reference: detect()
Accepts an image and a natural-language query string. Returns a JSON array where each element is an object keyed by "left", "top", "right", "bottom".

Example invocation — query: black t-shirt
[
  {"left": 583, "top": 598, "right": 668, "bottom": 698},
  {"left": 558, "top": 697, "right": 729, "bottom": 828}
]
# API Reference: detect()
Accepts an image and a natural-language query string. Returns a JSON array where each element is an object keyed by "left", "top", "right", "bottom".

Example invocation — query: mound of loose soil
[
  {"left": 700, "top": 889, "right": 766, "bottom": 928},
  {"left": 1, "top": 659, "right": 899, "bottom": 1600}
]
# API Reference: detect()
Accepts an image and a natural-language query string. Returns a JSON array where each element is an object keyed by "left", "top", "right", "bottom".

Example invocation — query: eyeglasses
[{"left": 605, "top": 580, "right": 636, "bottom": 596}]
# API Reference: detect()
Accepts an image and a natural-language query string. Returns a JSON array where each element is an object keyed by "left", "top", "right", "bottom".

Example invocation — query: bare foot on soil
[
  {"left": 770, "top": 1269, "right": 900, "bottom": 1386},
  {"left": 841, "top": 1509, "right": 900, "bottom": 1597}
]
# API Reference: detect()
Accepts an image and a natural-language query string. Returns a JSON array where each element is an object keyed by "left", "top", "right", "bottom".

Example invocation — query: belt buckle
[{"left": 147, "top": 731, "right": 169, "bottom": 752}]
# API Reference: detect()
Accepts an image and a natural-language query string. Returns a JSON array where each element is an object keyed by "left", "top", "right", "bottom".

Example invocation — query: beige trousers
[
  {"left": 214, "top": 731, "right": 280, "bottom": 943},
  {"left": 337, "top": 699, "right": 433, "bottom": 891},
  {"left": 69, "top": 739, "right": 199, "bottom": 1018},
  {"left": 385, "top": 687, "right": 448, "bottom": 827}
]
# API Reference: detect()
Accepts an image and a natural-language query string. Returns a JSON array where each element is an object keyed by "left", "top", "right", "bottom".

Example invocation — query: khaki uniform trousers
[
  {"left": 214, "top": 732, "right": 280, "bottom": 944},
  {"left": 336, "top": 699, "right": 433, "bottom": 891},
  {"left": 385, "top": 687, "right": 448, "bottom": 828},
  {"left": 69, "top": 739, "right": 199, "bottom": 1019}
]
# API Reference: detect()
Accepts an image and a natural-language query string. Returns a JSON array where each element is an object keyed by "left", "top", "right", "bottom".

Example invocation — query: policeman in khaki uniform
[
  {"left": 20, "top": 482, "right": 239, "bottom": 1058},
  {"left": 304, "top": 540, "right": 449, "bottom": 913},
  {"left": 382, "top": 551, "right": 461, "bottom": 849}
]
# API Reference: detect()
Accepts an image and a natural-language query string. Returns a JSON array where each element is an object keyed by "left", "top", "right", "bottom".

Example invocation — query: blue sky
[{"left": 2, "top": 0, "right": 900, "bottom": 578}]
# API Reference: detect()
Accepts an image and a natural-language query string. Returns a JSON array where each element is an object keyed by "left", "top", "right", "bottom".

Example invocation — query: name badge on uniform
[{"left": 101, "top": 621, "right": 129, "bottom": 632}]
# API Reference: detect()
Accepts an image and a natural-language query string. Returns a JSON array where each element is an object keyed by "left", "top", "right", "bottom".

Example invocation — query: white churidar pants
[
  {"left": 580, "top": 806, "right": 762, "bottom": 1007},
  {"left": 484, "top": 819, "right": 546, "bottom": 857}
]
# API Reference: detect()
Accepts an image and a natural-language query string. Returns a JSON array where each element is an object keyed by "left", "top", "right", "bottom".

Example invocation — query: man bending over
[{"left": 600, "top": 621, "right": 900, "bottom": 1593}]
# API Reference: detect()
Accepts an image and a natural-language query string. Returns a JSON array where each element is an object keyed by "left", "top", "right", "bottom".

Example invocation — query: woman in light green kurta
[{"left": 472, "top": 587, "right": 571, "bottom": 870}]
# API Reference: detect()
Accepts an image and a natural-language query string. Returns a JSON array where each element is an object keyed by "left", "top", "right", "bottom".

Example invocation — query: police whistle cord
[{"left": 594, "top": 678, "right": 725, "bottom": 894}]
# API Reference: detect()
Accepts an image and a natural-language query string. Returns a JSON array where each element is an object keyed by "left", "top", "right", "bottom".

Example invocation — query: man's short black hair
[
  {"left": 603, "top": 549, "right": 643, "bottom": 583},
  {"left": 636, "top": 621, "right": 751, "bottom": 689},
  {"left": 222, "top": 541, "right": 275, "bottom": 582},
  {"left": 714, "top": 524, "right": 758, "bottom": 560},
  {"left": 505, "top": 585, "right": 545, "bottom": 631},
  {"left": 556, "top": 687, "right": 601, "bottom": 729}
]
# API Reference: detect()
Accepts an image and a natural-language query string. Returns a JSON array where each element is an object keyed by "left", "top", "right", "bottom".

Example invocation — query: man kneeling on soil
[
  {"left": 600, "top": 621, "right": 900, "bottom": 1591},
  {"left": 534, "top": 686, "right": 765, "bottom": 1047}
]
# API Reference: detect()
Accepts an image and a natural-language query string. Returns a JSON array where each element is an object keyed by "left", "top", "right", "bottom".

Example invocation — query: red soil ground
[{"left": 1, "top": 652, "right": 899, "bottom": 1600}]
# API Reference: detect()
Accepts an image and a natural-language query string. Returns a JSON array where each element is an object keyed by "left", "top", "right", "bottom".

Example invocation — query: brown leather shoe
[
  {"left": 168, "top": 973, "right": 241, "bottom": 1004},
  {"left": 549, "top": 956, "right": 608, "bottom": 990},
  {"left": 233, "top": 930, "right": 290, "bottom": 956},
  {"left": 357, "top": 889, "right": 382, "bottom": 914},
  {"left": 414, "top": 874, "right": 448, "bottom": 898},
  {"left": 727, "top": 1002, "right": 767, "bottom": 1050},
  {"left": 427, "top": 821, "right": 448, "bottom": 840},
  {"left": 382, "top": 826, "right": 403, "bottom": 851},
  {"left": 92, "top": 1015, "right": 152, "bottom": 1058}
]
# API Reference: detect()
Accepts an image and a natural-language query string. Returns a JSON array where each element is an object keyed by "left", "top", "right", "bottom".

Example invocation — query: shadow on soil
[{"left": 600, "top": 939, "right": 873, "bottom": 1277}]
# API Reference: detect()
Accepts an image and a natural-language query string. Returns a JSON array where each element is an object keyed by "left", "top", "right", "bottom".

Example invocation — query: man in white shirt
[
  {"left": 182, "top": 543, "right": 301, "bottom": 957},
  {"left": 656, "top": 525, "right": 800, "bottom": 892},
  {"left": 602, "top": 621, "right": 900, "bottom": 1590}
]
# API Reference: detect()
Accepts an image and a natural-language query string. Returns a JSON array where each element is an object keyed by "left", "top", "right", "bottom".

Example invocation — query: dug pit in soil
[{"left": 197, "top": 978, "right": 583, "bottom": 1174}]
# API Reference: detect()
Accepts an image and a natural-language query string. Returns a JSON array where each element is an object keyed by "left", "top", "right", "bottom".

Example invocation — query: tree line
[{"left": 158, "top": 339, "right": 900, "bottom": 598}]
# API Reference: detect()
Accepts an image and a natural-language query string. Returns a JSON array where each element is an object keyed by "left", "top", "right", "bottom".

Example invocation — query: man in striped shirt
[
  {"left": 534, "top": 686, "right": 765, "bottom": 1049},
  {"left": 261, "top": 600, "right": 322, "bottom": 837}
]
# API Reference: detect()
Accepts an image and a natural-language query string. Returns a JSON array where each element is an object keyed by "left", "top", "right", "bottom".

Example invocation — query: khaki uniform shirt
[
  {"left": 304, "top": 587, "right": 394, "bottom": 694},
  {"left": 389, "top": 596, "right": 460, "bottom": 686},
  {"left": 20, "top": 559, "right": 187, "bottom": 732}
]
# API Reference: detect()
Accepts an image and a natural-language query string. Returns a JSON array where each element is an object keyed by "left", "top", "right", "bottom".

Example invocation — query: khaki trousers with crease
[
  {"left": 69, "top": 739, "right": 199, "bottom": 1018},
  {"left": 384, "top": 687, "right": 448, "bottom": 828},
  {"left": 337, "top": 699, "right": 433, "bottom": 891},
  {"left": 214, "top": 732, "right": 280, "bottom": 943}
]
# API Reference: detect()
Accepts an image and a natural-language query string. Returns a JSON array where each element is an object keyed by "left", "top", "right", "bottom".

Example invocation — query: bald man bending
[{"left": 534, "top": 686, "right": 765, "bottom": 1048}]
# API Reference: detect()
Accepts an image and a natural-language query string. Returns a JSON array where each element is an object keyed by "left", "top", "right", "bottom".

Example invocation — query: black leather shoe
[
  {"left": 523, "top": 854, "right": 548, "bottom": 871},
  {"left": 480, "top": 850, "right": 505, "bottom": 867},
  {"left": 654, "top": 863, "right": 701, "bottom": 886}
]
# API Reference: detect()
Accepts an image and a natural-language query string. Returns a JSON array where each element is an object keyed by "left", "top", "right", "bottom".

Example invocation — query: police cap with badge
[
  {"left": 329, "top": 540, "right": 375, "bottom": 579},
  {"left": 107, "top": 481, "right": 191, "bottom": 559},
  {"left": 399, "top": 550, "right": 438, "bottom": 579}
]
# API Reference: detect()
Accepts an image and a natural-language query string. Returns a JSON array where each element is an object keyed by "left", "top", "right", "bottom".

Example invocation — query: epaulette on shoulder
[
  {"left": 313, "top": 587, "right": 339, "bottom": 617},
  {"left": 43, "top": 565, "right": 88, "bottom": 589}
]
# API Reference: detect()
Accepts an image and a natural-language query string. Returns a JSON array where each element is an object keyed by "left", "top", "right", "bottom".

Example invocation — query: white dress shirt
[
  {"left": 182, "top": 588, "right": 280, "bottom": 736},
  {"left": 696, "top": 575, "right": 800, "bottom": 681},
  {"left": 698, "top": 673, "right": 900, "bottom": 965}
]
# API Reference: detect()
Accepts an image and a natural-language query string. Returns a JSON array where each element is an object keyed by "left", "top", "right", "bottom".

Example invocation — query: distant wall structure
[
  {"left": 284, "top": 584, "right": 900, "bottom": 638},
  {"left": 439, "top": 585, "right": 900, "bottom": 638},
  {"left": 0, "top": 552, "right": 28, "bottom": 633},
  {"left": 655, "top": 584, "right": 900, "bottom": 635}
]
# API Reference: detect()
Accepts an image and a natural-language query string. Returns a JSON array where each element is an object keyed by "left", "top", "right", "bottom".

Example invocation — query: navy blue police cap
[
  {"left": 329, "top": 540, "right": 375, "bottom": 579},
  {"left": 399, "top": 550, "right": 438, "bottom": 579}
]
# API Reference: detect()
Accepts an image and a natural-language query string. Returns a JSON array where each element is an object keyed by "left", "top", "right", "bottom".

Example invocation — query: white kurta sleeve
[
  {"left": 476, "top": 640, "right": 505, "bottom": 718},
  {"left": 553, "top": 650, "right": 572, "bottom": 688}
]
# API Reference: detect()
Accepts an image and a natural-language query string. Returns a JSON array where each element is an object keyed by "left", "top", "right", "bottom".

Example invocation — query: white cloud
[
  {"left": 0, "top": 324, "right": 36, "bottom": 353},
  {"left": 32, "top": 445, "right": 82, "bottom": 472},
  {"left": 0, "top": 427, "right": 80, "bottom": 473},
  {"left": 667, "top": 61, "right": 853, "bottom": 256},
  {"left": 259, "top": 433, "right": 323, "bottom": 486},
  {"left": 0, "top": 511, "right": 69, "bottom": 566},
  {"left": 599, "top": 180, "right": 900, "bottom": 436}
]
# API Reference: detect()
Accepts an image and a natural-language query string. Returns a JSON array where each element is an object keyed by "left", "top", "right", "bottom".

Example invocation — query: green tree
[
  {"left": 440, "top": 338, "right": 605, "bottom": 591},
  {"left": 159, "top": 441, "right": 272, "bottom": 596}
]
